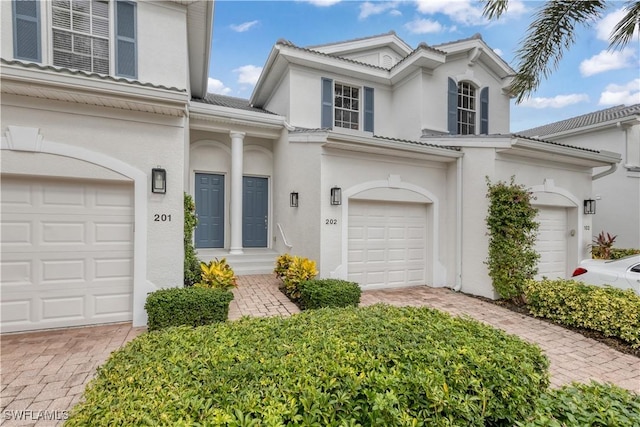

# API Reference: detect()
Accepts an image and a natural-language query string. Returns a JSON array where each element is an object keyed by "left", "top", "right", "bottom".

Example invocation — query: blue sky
[{"left": 208, "top": 0, "right": 640, "bottom": 131}]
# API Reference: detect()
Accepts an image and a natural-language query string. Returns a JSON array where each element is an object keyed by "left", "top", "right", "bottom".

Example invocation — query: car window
[{"left": 630, "top": 264, "right": 640, "bottom": 273}]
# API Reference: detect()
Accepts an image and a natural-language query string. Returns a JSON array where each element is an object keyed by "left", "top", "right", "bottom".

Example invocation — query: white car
[{"left": 571, "top": 255, "right": 640, "bottom": 295}]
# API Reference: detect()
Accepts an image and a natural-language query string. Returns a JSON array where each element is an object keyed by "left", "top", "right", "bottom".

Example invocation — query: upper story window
[
  {"left": 457, "top": 81, "right": 476, "bottom": 135},
  {"left": 322, "top": 78, "right": 374, "bottom": 133},
  {"left": 12, "top": 0, "right": 137, "bottom": 78},
  {"left": 447, "top": 78, "right": 489, "bottom": 135},
  {"left": 334, "top": 83, "right": 360, "bottom": 130}
]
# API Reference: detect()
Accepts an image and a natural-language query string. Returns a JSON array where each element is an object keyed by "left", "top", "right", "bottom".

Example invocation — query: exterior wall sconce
[
  {"left": 330, "top": 186, "right": 342, "bottom": 205},
  {"left": 290, "top": 192, "right": 299, "bottom": 207},
  {"left": 583, "top": 199, "right": 596, "bottom": 215},
  {"left": 151, "top": 168, "right": 166, "bottom": 194}
]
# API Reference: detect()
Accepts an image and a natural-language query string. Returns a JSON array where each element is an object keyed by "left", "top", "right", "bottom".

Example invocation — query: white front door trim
[{"left": 2, "top": 126, "right": 152, "bottom": 327}]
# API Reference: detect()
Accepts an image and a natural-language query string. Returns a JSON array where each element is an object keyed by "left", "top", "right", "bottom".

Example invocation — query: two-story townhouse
[
  {"left": 519, "top": 104, "right": 640, "bottom": 249},
  {"left": 1, "top": 0, "right": 213, "bottom": 333},
  {"left": 188, "top": 32, "right": 621, "bottom": 300}
]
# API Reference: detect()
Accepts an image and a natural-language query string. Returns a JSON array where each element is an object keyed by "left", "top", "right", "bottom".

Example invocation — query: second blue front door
[{"left": 243, "top": 177, "right": 268, "bottom": 247}]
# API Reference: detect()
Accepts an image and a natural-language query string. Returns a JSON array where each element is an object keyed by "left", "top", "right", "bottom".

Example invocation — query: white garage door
[
  {"left": 348, "top": 200, "right": 428, "bottom": 289},
  {"left": 1, "top": 177, "right": 134, "bottom": 333},
  {"left": 535, "top": 206, "right": 568, "bottom": 280}
]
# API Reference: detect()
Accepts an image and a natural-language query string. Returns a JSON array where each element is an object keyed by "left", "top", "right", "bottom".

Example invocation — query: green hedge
[
  {"left": 517, "top": 382, "right": 640, "bottom": 427},
  {"left": 299, "top": 279, "right": 361, "bottom": 309},
  {"left": 144, "top": 287, "right": 234, "bottom": 331},
  {"left": 610, "top": 248, "right": 640, "bottom": 259},
  {"left": 67, "top": 305, "right": 549, "bottom": 426},
  {"left": 525, "top": 279, "right": 640, "bottom": 348}
]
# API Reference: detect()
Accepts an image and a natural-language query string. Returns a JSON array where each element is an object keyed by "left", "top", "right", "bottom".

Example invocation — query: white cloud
[
  {"left": 414, "top": 0, "right": 485, "bottom": 25},
  {"left": 493, "top": 48, "right": 504, "bottom": 56},
  {"left": 359, "top": 1, "right": 400, "bottom": 20},
  {"left": 230, "top": 20, "right": 259, "bottom": 33},
  {"left": 519, "top": 94, "right": 590, "bottom": 109},
  {"left": 596, "top": 8, "right": 626, "bottom": 42},
  {"left": 234, "top": 65, "right": 263, "bottom": 86},
  {"left": 405, "top": 18, "right": 444, "bottom": 34},
  {"left": 207, "top": 78, "right": 232, "bottom": 95},
  {"left": 579, "top": 48, "right": 636, "bottom": 76},
  {"left": 599, "top": 79, "right": 640, "bottom": 105}
]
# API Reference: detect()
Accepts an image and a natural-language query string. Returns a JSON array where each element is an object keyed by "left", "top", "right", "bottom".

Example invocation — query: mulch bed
[{"left": 470, "top": 294, "right": 639, "bottom": 358}]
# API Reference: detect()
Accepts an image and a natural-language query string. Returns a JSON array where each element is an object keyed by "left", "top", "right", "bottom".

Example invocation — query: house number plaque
[
  {"left": 154, "top": 214, "right": 172, "bottom": 222},
  {"left": 325, "top": 219, "right": 338, "bottom": 225}
]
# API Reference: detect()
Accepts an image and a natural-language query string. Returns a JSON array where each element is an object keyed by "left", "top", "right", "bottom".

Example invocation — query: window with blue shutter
[
  {"left": 364, "top": 86, "right": 374, "bottom": 133},
  {"left": 12, "top": 0, "right": 41, "bottom": 62},
  {"left": 116, "top": 1, "right": 137, "bottom": 78},
  {"left": 447, "top": 78, "right": 457, "bottom": 135},
  {"left": 321, "top": 78, "right": 333, "bottom": 129},
  {"left": 480, "top": 87, "right": 489, "bottom": 134}
]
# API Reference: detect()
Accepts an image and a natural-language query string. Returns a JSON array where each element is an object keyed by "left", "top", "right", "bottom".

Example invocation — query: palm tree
[{"left": 482, "top": 0, "right": 640, "bottom": 103}]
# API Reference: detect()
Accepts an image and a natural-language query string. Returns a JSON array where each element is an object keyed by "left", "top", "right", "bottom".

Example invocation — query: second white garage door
[
  {"left": 1, "top": 176, "right": 134, "bottom": 333},
  {"left": 348, "top": 200, "right": 428, "bottom": 289},
  {"left": 535, "top": 206, "right": 568, "bottom": 280}
]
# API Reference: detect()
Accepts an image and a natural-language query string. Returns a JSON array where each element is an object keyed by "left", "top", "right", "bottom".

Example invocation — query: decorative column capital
[{"left": 230, "top": 131, "right": 246, "bottom": 140}]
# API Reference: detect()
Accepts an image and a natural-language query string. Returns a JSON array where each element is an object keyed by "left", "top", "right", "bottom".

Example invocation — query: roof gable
[{"left": 307, "top": 31, "right": 413, "bottom": 58}]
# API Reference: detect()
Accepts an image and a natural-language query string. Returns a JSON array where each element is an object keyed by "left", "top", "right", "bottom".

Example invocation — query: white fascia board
[
  {"left": 389, "top": 50, "right": 446, "bottom": 84},
  {"left": 441, "top": 39, "right": 514, "bottom": 78},
  {"left": 1, "top": 63, "right": 188, "bottom": 106},
  {"left": 326, "top": 132, "right": 462, "bottom": 161},
  {"left": 189, "top": 102, "right": 285, "bottom": 129},
  {"left": 311, "top": 33, "right": 413, "bottom": 57},
  {"left": 250, "top": 45, "right": 285, "bottom": 106},
  {"left": 507, "top": 137, "right": 622, "bottom": 166},
  {"left": 186, "top": 1, "right": 214, "bottom": 98},
  {"left": 422, "top": 136, "right": 512, "bottom": 149}
]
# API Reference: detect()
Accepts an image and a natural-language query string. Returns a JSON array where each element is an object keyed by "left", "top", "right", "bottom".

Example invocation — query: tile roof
[
  {"left": 1, "top": 58, "right": 187, "bottom": 92},
  {"left": 193, "top": 93, "right": 276, "bottom": 114},
  {"left": 373, "top": 135, "right": 461, "bottom": 151},
  {"left": 518, "top": 104, "right": 640, "bottom": 137}
]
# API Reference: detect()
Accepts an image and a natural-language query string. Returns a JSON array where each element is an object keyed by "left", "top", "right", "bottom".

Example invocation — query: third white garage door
[
  {"left": 535, "top": 206, "right": 568, "bottom": 280},
  {"left": 348, "top": 200, "right": 428, "bottom": 289},
  {"left": 1, "top": 176, "right": 134, "bottom": 333}
]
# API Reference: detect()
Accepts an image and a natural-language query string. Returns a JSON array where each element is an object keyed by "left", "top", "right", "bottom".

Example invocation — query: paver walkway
[{"left": 1, "top": 274, "right": 638, "bottom": 426}]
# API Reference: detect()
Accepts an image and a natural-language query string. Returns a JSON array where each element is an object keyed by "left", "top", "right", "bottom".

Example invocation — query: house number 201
[
  {"left": 326, "top": 219, "right": 338, "bottom": 225},
  {"left": 154, "top": 214, "right": 172, "bottom": 222}
]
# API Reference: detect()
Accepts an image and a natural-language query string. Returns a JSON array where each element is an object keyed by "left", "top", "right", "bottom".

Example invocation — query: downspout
[
  {"left": 454, "top": 155, "right": 463, "bottom": 291},
  {"left": 593, "top": 162, "right": 617, "bottom": 180}
]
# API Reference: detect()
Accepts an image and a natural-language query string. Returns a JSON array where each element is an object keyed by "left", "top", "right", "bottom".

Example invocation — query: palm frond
[
  {"left": 510, "top": 0, "right": 607, "bottom": 103},
  {"left": 481, "top": 0, "right": 510, "bottom": 19},
  {"left": 609, "top": 0, "right": 640, "bottom": 50}
]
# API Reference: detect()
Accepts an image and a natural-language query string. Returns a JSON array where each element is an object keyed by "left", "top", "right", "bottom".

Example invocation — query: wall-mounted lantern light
[
  {"left": 330, "top": 186, "right": 342, "bottom": 205},
  {"left": 151, "top": 168, "right": 166, "bottom": 194},
  {"left": 583, "top": 199, "right": 596, "bottom": 215},
  {"left": 290, "top": 192, "right": 299, "bottom": 208}
]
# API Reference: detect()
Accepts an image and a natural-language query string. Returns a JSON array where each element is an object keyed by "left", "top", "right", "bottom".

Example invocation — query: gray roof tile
[
  {"left": 193, "top": 94, "right": 276, "bottom": 114},
  {"left": 518, "top": 104, "right": 640, "bottom": 137}
]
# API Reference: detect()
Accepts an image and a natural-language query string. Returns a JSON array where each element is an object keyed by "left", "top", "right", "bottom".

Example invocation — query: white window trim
[
  {"left": 457, "top": 80, "right": 478, "bottom": 136},
  {"left": 333, "top": 81, "right": 362, "bottom": 131}
]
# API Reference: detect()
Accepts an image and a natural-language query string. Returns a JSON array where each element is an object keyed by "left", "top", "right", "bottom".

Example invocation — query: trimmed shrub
[
  {"left": 281, "top": 256, "right": 318, "bottom": 301},
  {"left": 517, "top": 382, "right": 640, "bottom": 427},
  {"left": 525, "top": 279, "right": 640, "bottom": 348},
  {"left": 610, "top": 248, "right": 640, "bottom": 259},
  {"left": 195, "top": 258, "right": 237, "bottom": 290},
  {"left": 67, "top": 305, "right": 548, "bottom": 426},
  {"left": 144, "top": 287, "right": 234, "bottom": 331},
  {"left": 299, "top": 279, "right": 361, "bottom": 309}
]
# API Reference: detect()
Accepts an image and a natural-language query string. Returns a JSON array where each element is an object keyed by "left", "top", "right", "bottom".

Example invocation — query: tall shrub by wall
[
  {"left": 184, "top": 193, "right": 200, "bottom": 286},
  {"left": 486, "top": 177, "right": 539, "bottom": 304}
]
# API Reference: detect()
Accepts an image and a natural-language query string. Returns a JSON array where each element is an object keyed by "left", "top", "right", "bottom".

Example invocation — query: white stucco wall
[
  {"left": 1, "top": 1, "right": 188, "bottom": 90},
  {"left": 551, "top": 126, "right": 640, "bottom": 248},
  {"left": 1, "top": 95, "right": 186, "bottom": 326}
]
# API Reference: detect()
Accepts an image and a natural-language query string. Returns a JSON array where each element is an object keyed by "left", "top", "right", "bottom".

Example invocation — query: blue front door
[
  {"left": 195, "top": 173, "right": 224, "bottom": 248},
  {"left": 243, "top": 177, "right": 268, "bottom": 247}
]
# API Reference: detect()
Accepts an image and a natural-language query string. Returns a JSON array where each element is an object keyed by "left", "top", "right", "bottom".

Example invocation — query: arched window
[{"left": 457, "top": 81, "right": 476, "bottom": 135}]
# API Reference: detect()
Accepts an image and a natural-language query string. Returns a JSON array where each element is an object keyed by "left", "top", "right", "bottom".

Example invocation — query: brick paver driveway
[{"left": 2, "top": 274, "right": 638, "bottom": 425}]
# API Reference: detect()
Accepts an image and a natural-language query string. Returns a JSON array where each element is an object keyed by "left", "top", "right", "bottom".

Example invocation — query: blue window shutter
[
  {"left": 447, "top": 78, "right": 457, "bottom": 135},
  {"left": 364, "top": 86, "right": 374, "bottom": 132},
  {"left": 116, "top": 1, "right": 137, "bottom": 78},
  {"left": 12, "top": 0, "right": 41, "bottom": 62},
  {"left": 480, "top": 87, "right": 489, "bottom": 134},
  {"left": 321, "top": 78, "right": 333, "bottom": 129}
]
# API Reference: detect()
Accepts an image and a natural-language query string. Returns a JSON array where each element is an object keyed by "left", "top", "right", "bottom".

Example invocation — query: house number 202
[
  {"left": 154, "top": 214, "right": 172, "bottom": 222},
  {"left": 326, "top": 219, "right": 338, "bottom": 225}
]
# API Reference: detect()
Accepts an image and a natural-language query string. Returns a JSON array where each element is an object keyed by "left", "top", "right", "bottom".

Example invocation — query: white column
[{"left": 229, "top": 131, "right": 245, "bottom": 254}]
